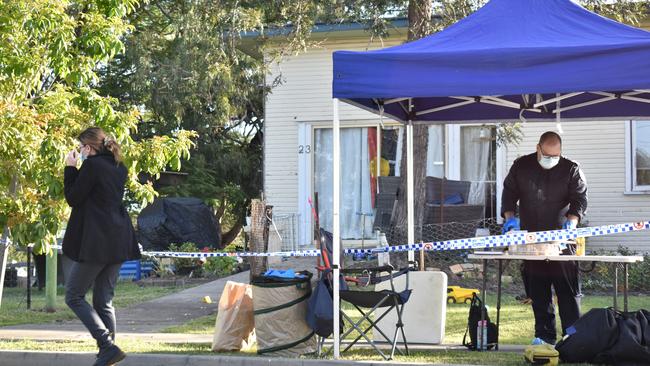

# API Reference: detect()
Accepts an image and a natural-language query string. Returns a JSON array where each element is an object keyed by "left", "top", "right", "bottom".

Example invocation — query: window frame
[
  {"left": 310, "top": 123, "right": 390, "bottom": 242},
  {"left": 626, "top": 120, "right": 650, "bottom": 193}
]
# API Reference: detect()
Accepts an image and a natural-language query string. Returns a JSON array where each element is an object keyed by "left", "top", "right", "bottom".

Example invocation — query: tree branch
[{"left": 221, "top": 218, "right": 244, "bottom": 248}]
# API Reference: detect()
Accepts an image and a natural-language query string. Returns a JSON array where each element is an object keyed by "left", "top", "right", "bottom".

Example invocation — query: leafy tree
[
  {"left": 0, "top": 0, "right": 196, "bottom": 305},
  {"left": 97, "top": 0, "right": 326, "bottom": 247}
]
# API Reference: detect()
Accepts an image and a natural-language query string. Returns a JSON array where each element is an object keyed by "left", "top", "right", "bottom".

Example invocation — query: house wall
[
  {"left": 505, "top": 121, "right": 650, "bottom": 253},
  {"left": 263, "top": 36, "right": 404, "bottom": 232}
]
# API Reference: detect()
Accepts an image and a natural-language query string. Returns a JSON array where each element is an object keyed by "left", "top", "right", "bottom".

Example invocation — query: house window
[
  {"left": 630, "top": 121, "right": 650, "bottom": 192},
  {"left": 460, "top": 126, "right": 497, "bottom": 218},
  {"left": 314, "top": 127, "right": 375, "bottom": 239},
  {"left": 312, "top": 124, "right": 498, "bottom": 239},
  {"left": 427, "top": 126, "right": 445, "bottom": 178},
  {"left": 392, "top": 125, "right": 445, "bottom": 178}
]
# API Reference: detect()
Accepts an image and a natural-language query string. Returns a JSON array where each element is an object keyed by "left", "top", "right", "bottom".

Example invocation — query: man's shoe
[{"left": 93, "top": 345, "right": 126, "bottom": 366}]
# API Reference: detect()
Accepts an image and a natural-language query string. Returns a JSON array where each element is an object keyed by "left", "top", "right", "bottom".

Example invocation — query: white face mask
[
  {"left": 539, "top": 155, "right": 560, "bottom": 170},
  {"left": 79, "top": 145, "right": 89, "bottom": 162}
]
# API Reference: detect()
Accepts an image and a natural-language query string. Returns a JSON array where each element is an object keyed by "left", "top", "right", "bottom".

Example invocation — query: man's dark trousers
[{"left": 524, "top": 260, "right": 581, "bottom": 344}]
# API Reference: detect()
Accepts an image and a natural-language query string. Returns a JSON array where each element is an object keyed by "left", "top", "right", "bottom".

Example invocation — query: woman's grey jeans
[{"left": 64, "top": 257, "right": 122, "bottom": 349}]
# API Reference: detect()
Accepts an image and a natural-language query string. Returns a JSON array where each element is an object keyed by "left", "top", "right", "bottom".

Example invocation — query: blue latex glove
[
  {"left": 502, "top": 217, "right": 520, "bottom": 234},
  {"left": 563, "top": 219, "right": 577, "bottom": 230}
]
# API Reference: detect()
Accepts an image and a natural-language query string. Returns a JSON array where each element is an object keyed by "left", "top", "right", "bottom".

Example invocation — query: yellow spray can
[{"left": 575, "top": 237, "right": 586, "bottom": 256}]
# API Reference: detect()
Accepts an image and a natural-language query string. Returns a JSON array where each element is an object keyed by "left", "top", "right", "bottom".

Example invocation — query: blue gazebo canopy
[{"left": 332, "top": 0, "right": 650, "bottom": 123}]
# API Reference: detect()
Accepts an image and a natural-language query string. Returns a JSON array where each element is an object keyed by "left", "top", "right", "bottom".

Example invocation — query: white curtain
[
  {"left": 461, "top": 126, "right": 491, "bottom": 205},
  {"left": 427, "top": 125, "right": 445, "bottom": 178},
  {"left": 395, "top": 127, "right": 403, "bottom": 176},
  {"left": 395, "top": 126, "right": 444, "bottom": 178},
  {"left": 314, "top": 128, "right": 374, "bottom": 239}
]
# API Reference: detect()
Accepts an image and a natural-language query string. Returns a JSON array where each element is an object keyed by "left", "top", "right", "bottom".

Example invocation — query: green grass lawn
[
  {"left": 4, "top": 292, "right": 650, "bottom": 365},
  {"left": 445, "top": 294, "right": 650, "bottom": 345},
  {"left": 162, "top": 294, "right": 650, "bottom": 344},
  {"left": 0, "top": 281, "right": 183, "bottom": 327}
]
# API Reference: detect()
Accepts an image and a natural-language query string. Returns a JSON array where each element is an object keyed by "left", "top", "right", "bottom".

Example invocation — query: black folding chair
[{"left": 315, "top": 229, "right": 413, "bottom": 360}]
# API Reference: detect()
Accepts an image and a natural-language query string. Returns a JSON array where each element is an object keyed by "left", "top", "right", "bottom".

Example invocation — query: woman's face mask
[{"left": 79, "top": 145, "right": 90, "bottom": 162}]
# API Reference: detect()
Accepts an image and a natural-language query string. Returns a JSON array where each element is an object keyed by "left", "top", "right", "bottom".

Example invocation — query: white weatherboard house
[{"left": 263, "top": 20, "right": 650, "bottom": 253}]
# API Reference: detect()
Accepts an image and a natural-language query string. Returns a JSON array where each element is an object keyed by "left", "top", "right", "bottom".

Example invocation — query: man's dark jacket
[
  {"left": 501, "top": 152, "right": 587, "bottom": 231},
  {"left": 62, "top": 152, "right": 141, "bottom": 264}
]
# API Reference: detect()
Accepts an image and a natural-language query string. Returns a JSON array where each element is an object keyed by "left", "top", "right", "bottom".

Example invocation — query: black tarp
[
  {"left": 137, "top": 197, "right": 221, "bottom": 250},
  {"left": 556, "top": 308, "right": 650, "bottom": 365}
]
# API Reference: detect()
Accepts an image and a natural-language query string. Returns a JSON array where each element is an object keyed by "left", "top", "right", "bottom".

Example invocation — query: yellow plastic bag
[{"left": 212, "top": 281, "right": 256, "bottom": 352}]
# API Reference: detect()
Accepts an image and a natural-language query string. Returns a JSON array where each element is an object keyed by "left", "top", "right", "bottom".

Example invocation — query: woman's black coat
[{"left": 62, "top": 152, "right": 141, "bottom": 264}]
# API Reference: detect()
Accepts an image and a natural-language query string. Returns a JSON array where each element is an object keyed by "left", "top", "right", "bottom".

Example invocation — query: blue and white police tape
[
  {"left": 142, "top": 249, "right": 321, "bottom": 258},
  {"left": 46, "top": 244, "right": 320, "bottom": 258},
  {"left": 49, "top": 220, "right": 650, "bottom": 259},
  {"left": 346, "top": 220, "right": 650, "bottom": 255}
]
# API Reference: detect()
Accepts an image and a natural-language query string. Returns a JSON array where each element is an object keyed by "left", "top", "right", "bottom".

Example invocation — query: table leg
[
  {"left": 613, "top": 264, "right": 618, "bottom": 311},
  {"left": 623, "top": 263, "right": 628, "bottom": 312},
  {"left": 496, "top": 260, "right": 503, "bottom": 351},
  {"left": 481, "top": 259, "right": 488, "bottom": 351}
]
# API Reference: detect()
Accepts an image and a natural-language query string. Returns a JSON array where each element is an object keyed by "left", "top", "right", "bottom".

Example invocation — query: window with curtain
[
  {"left": 313, "top": 125, "right": 474, "bottom": 238},
  {"left": 630, "top": 121, "right": 650, "bottom": 191},
  {"left": 314, "top": 128, "right": 374, "bottom": 239},
  {"left": 460, "top": 126, "right": 497, "bottom": 218},
  {"left": 393, "top": 125, "right": 444, "bottom": 177},
  {"left": 427, "top": 125, "right": 445, "bottom": 178}
]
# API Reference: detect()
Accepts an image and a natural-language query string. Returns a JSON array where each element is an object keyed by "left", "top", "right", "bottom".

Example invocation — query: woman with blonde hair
[{"left": 63, "top": 127, "right": 141, "bottom": 366}]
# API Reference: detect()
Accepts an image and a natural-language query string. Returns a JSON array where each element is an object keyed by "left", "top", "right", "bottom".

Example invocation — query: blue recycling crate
[{"left": 119, "top": 260, "right": 154, "bottom": 281}]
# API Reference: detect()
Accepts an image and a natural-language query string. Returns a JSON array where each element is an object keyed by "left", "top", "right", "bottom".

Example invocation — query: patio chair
[{"left": 314, "top": 229, "right": 413, "bottom": 360}]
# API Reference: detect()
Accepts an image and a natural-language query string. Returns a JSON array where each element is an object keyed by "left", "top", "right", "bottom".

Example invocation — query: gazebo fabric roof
[{"left": 332, "top": 0, "right": 650, "bottom": 123}]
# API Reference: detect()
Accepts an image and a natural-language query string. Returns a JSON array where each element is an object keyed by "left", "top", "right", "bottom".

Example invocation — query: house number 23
[{"left": 298, "top": 145, "right": 311, "bottom": 154}]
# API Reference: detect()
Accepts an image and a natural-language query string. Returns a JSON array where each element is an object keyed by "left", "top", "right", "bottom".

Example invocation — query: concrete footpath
[{"left": 0, "top": 350, "right": 484, "bottom": 366}]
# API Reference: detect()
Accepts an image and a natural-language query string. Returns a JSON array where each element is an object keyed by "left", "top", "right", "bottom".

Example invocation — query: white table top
[{"left": 467, "top": 253, "right": 644, "bottom": 263}]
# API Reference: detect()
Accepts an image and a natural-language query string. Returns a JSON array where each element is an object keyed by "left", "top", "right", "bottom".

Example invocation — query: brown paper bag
[{"left": 212, "top": 281, "right": 255, "bottom": 351}]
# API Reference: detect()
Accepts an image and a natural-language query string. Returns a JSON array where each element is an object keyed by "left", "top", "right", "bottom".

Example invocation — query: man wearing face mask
[{"left": 501, "top": 131, "right": 587, "bottom": 346}]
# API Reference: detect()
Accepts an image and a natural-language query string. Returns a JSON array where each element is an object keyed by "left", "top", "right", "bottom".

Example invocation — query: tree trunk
[
  {"left": 248, "top": 199, "right": 270, "bottom": 281},
  {"left": 407, "top": 0, "right": 433, "bottom": 41},
  {"left": 0, "top": 231, "right": 10, "bottom": 309},
  {"left": 391, "top": 0, "right": 433, "bottom": 247},
  {"left": 220, "top": 218, "right": 243, "bottom": 248},
  {"left": 391, "top": 124, "right": 429, "bottom": 243},
  {"left": 0, "top": 175, "right": 18, "bottom": 309},
  {"left": 45, "top": 247, "right": 57, "bottom": 312}
]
